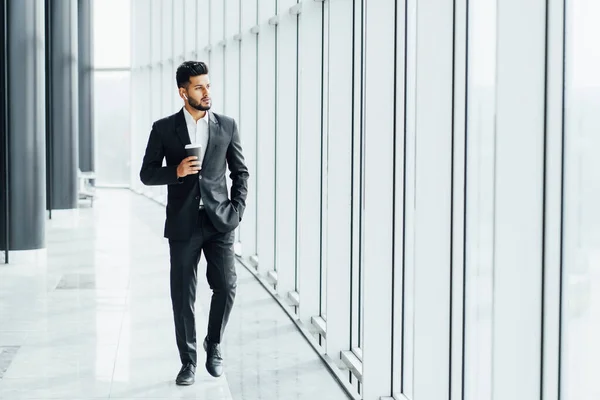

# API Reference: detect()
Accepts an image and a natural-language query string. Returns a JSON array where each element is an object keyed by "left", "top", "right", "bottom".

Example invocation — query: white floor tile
[{"left": 0, "top": 189, "right": 348, "bottom": 400}]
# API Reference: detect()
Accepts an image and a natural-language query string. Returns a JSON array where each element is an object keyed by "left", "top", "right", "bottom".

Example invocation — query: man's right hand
[{"left": 177, "top": 156, "right": 201, "bottom": 178}]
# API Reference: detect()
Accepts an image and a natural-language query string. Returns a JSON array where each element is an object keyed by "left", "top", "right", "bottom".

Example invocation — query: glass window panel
[
  {"left": 255, "top": 3, "right": 277, "bottom": 277},
  {"left": 93, "top": 0, "right": 131, "bottom": 68},
  {"left": 196, "top": 0, "right": 210, "bottom": 55},
  {"left": 320, "top": 2, "right": 329, "bottom": 319},
  {"left": 173, "top": 0, "right": 184, "bottom": 61},
  {"left": 400, "top": 0, "right": 418, "bottom": 394},
  {"left": 184, "top": 0, "right": 197, "bottom": 56},
  {"left": 350, "top": 0, "right": 365, "bottom": 353},
  {"left": 93, "top": 71, "right": 131, "bottom": 186},
  {"left": 562, "top": 1, "right": 600, "bottom": 399},
  {"left": 274, "top": 11, "right": 299, "bottom": 298},
  {"left": 463, "top": 0, "right": 497, "bottom": 399},
  {"left": 161, "top": 0, "right": 173, "bottom": 62},
  {"left": 210, "top": 0, "right": 224, "bottom": 45},
  {"left": 151, "top": 0, "right": 162, "bottom": 63},
  {"left": 224, "top": 0, "right": 239, "bottom": 38}
]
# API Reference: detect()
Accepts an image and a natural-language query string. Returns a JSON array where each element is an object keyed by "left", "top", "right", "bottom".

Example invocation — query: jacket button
[
  {"left": 199, "top": 175, "right": 202, "bottom": 180},
  {"left": 195, "top": 196, "right": 199, "bottom": 200}
]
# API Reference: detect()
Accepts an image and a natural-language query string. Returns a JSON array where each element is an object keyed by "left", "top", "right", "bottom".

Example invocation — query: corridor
[
  {"left": 2, "top": 0, "right": 597, "bottom": 398},
  {"left": 0, "top": 189, "right": 349, "bottom": 400}
]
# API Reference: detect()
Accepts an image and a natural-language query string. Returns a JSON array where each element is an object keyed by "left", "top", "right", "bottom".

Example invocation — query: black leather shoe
[
  {"left": 205, "top": 342, "right": 223, "bottom": 377},
  {"left": 176, "top": 363, "right": 196, "bottom": 385}
]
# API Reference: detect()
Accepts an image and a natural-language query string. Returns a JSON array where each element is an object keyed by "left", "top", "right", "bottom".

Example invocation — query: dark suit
[{"left": 140, "top": 108, "right": 249, "bottom": 366}]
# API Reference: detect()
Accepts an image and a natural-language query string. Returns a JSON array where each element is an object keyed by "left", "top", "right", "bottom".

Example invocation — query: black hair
[{"left": 176, "top": 61, "right": 209, "bottom": 88}]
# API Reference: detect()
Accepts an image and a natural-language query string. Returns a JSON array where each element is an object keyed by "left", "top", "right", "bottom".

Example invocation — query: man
[{"left": 140, "top": 61, "right": 248, "bottom": 385}]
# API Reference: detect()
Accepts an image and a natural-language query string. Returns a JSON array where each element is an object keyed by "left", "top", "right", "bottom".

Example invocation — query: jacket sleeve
[
  {"left": 139, "top": 122, "right": 182, "bottom": 186},
  {"left": 226, "top": 119, "right": 249, "bottom": 220}
]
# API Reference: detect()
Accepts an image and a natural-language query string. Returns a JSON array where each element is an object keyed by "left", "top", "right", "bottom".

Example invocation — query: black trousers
[{"left": 168, "top": 209, "right": 237, "bottom": 366}]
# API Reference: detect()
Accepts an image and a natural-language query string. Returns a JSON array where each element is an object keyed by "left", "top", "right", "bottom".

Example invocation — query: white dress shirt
[{"left": 183, "top": 107, "right": 209, "bottom": 206}]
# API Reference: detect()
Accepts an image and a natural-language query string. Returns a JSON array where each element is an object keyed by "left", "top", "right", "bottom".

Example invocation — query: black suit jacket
[{"left": 139, "top": 109, "right": 249, "bottom": 240}]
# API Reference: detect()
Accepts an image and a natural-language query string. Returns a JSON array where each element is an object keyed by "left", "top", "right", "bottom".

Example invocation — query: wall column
[
  {"left": 0, "top": 0, "right": 47, "bottom": 252},
  {"left": 48, "top": 0, "right": 79, "bottom": 210}
]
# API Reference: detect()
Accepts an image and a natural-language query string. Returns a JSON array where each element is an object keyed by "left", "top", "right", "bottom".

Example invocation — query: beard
[{"left": 188, "top": 96, "right": 211, "bottom": 111}]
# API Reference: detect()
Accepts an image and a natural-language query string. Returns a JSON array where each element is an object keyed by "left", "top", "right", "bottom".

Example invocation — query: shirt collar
[{"left": 183, "top": 107, "right": 209, "bottom": 125}]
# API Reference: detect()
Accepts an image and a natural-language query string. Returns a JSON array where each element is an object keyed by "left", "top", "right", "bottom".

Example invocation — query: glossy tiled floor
[{"left": 0, "top": 189, "right": 349, "bottom": 400}]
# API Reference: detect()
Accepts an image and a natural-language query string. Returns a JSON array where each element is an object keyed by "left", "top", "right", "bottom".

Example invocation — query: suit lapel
[
  {"left": 175, "top": 109, "right": 191, "bottom": 146},
  {"left": 204, "top": 111, "right": 218, "bottom": 168}
]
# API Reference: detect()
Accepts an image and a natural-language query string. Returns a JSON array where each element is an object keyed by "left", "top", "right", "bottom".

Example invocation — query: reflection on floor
[{"left": 0, "top": 189, "right": 349, "bottom": 400}]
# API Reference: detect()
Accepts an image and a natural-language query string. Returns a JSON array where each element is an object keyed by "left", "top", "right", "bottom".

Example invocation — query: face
[{"left": 181, "top": 74, "right": 211, "bottom": 111}]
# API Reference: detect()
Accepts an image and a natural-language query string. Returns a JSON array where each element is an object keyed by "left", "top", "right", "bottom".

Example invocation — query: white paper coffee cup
[{"left": 185, "top": 144, "right": 202, "bottom": 164}]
